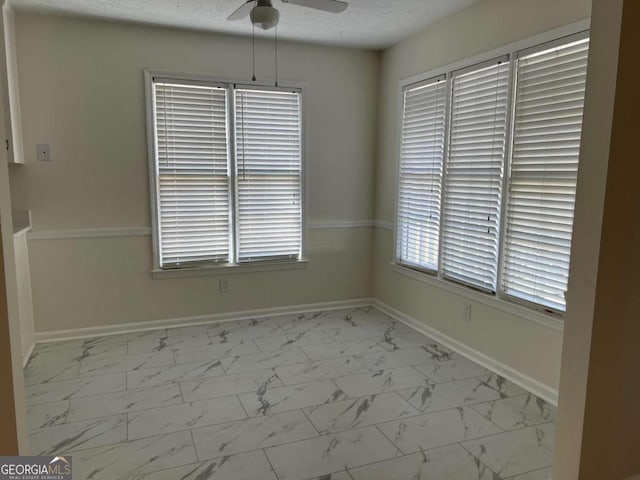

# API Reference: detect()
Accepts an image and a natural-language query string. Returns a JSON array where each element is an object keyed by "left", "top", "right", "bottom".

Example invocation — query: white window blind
[
  {"left": 153, "top": 79, "right": 230, "bottom": 268},
  {"left": 442, "top": 59, "right": 510, "bottom": 291},
  {"left": 502, "top": 36, "right": 590, "bottom": 311},
  {"left": 397, "top": 77, "right": 447, "bottom": 271},
  {"left": 234, "top": 88, "right": 302, "bottom": 263}
]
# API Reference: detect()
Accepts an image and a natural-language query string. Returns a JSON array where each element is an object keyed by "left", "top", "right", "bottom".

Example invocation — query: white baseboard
[
  {"left": 34, "top": 298, "right": 374, "bottom": 344},
  {"left": 32, "top": 295, "right": 558, "bottom": 406},
  {"left": 372, "top": 299, "right": 559, "bottom": 406}
]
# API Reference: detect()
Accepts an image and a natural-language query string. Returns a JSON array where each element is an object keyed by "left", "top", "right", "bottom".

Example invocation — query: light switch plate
[{"left": 37, "top": 144, "right": 50, "bottom": 161}]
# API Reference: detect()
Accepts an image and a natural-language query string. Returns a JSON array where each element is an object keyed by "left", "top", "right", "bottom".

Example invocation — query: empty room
[{"left": 0, "top": 0, "right": 638, "bottom": 479}]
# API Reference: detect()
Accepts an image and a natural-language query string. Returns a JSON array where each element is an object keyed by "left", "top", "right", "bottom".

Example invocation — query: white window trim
[
  {"left": 392, "top": 19, "right": 590, "bottom": 325},
  {"left": 144, "top": 70, "right": 308, "bottom": 277}
]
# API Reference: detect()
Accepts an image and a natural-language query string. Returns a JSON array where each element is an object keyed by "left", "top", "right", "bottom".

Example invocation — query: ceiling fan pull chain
[
  {"left": 275, "top": 25, "right": 279, "bottom": 87},
  {"left": 252, "top": 23, "right": 256, "bottom": 82}
]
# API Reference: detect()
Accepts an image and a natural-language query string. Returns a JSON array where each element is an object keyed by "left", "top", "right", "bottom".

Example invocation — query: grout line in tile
[
  {"left": 503, "top": 465, "right": 553, "bottom": 479},
  {"left": 236, "top": 393, "right": 250, "bottom": 419},
  {"left": 189, "top": 428, "right": 200, "bottom": 462},
  {"left": 299, "top": 407, "right": 321, "bottom": 436},
  {"left": 262, "top": 447, "right": 281, "bottom": 480},
  {"left": 457, "top": 440, "right": 505, "bottom": 478}
]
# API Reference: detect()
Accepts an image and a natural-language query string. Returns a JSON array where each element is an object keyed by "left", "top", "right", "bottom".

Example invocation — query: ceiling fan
[{"left": 227, "top": 0, "right": 348, "bottom": 30}]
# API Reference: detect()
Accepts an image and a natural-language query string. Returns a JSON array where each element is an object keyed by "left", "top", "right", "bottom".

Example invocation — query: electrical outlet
[
  {"left": 219, "top": 277, "right": 229, "bottom": 293},
  {"left": 463, "top": 303, "right": 472, "bottom": 322},
  {"left": 37, "top": 144, "right": 51, "bottom": 161}
]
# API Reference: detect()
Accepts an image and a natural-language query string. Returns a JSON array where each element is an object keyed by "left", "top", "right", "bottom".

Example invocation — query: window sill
[
  {"left": 152, "top": 259, "right": 309, "bottom": 280},
  {"left": 390, "top": 262, "right": 564, "bottom": 332}
]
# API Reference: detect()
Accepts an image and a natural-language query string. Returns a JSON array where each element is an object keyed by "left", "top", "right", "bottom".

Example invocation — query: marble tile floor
[{"left": 24, "top": 306, "right": 556, "bottom": 480}]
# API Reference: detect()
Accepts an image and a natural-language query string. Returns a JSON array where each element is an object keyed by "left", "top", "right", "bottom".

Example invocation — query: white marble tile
[
  {"left": 413, "top": 357, "right": 489, "bottom": 383},
  {"left": 75, "top": 337, "right": 130, "bottom": 360},
  {"left": 304, "top": 392, "right": 419, "bottom": 434},
  {"left": 180, "top": 369, "right": 283, "bottom": 402},
  {"left": 471, "top": 394, "right": 556, "bottom": 430},
  {"left": 507, "top": 467, "right": 553, "bottom": 480},
  {"left": 221, "top": 348, "right": 309, "bottom": 374},
  {"left": 192, "top": 410, "right": 318, "bottom": 460},
  {"left": 481, "top": 373, "right": 528, "bottom": 396},
  {"left": 254, "top": 330, "right": 333, "bottom": 352},
  {"left": 24, "top": 361, "right": 80, "bottom": 386},
  {"left": 28, "top": 401, "right": 69, "bottom": 430},
  {"left": 462, "top": 424, "right": 555, "bottom": 478},
  {"left": 279, "top": 308, "right": 392, "bottom": 335},
  {"left": 90, "top": 329, "right": 168, "bottom": 345},
  {"left": 126, "top": 359, "right": 225, "bottom": 389},
  {"left": 29, "top": 415, "right": 127, "bottom": 455},
  {"left": 78, "top": 350, "right": 175, "bottom": 377},
  {"left": 133, "top": 450, "right": 278, "bottom": 480},
  {"left": 172, "top": 340, "right": 260, "bottom": 364},
  {"left": 356, "top": 346, "right": 452, "bottom": 370},
  {"left": 127, "top": 335, "right": 214, "bottom": 356},
  {"left": 307, "top": 473, "right": 352, "bottom": 480},
  {"left": 323, "top": 323, "right": 413, "bottom": 342},
  {"left": 265, "top": 426, "right": 399, "bottom": 480},
  {"left": 399, "top": 374, "right": 526, "bottom": 413},
  {"left": 275, "top": 357, "right": 367, "bottom": 385},
  {"left": 239, "top": 379, "right": 347, "bottom": 417},
  {"left": 84, "top": 333, "right": 146, "bottom": 347},
  {"left": 128, "top": 396, "right": 247, "bottom": 439},
  {"left": 166, "top": 324, "right": 216, "bottom": 338},
  {"left": 377, "top": 406, "right": 502, "bottom": 453},
  {"left": 235, "top": 316, "right": 284, "bottom": 329},
  {"left": 29, "top": 338, "right": 127, "bottom": 366},
  {"left": 209, "top": 323, "right": 285, "bottom": 343},
  {"left": 301, "top": 338, "right": 385, "bottom": 361},
  {"left": 31, "top": 339, "right": 84, "bottom": 355},
  {"left": 333, "top": 367, "right": 429, "bottom": 397},
  {"left": 71, "top": 431, "right": 197, "bottom": 480},
  {"left": 348, "top": 444, "right": 498, "bottom": 480},
  {"left": 375, "top": 333, "right": 440, "bottom": 351},
  {"left": 25, "top": 306, "right": 557, "bottom": 480},
  {"left": 26, "top": 372, "right": 126, "bottom": 405},
  {"left": 67, "top": 384, "right": 183, "bottom": 422}
]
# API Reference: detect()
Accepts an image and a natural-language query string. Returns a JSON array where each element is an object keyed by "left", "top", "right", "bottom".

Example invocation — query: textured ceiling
[{"left": 10, "top": 0, "right": 482, "bottom": 49}]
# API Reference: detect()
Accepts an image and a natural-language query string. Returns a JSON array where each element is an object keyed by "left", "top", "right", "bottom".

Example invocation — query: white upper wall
[
  {"left": 10, "top": 13, "right": 379, "bottom": 332},
  {"left": 375, "top": 0, "right": 592, "bottom": 222},
  {"left": 11, "top": 13, "right": 379, "bottom": 230}
]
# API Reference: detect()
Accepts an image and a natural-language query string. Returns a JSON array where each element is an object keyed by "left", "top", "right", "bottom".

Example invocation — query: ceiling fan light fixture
[{"left": 250, "top": 5, "right": 280, "bottom": 30}]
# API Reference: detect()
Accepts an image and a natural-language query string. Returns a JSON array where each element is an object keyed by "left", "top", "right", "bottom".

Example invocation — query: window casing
[
  {"left": 147, "top": 74, "right": 304, "bottom": 271},
  {"left": 395, "top": 30, "right": 590, "bottom": 314}
]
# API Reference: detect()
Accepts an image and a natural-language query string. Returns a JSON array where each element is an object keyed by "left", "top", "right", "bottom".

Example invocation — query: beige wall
[
  {"left": 12, "top": 13, "right": 378, "bottom": 333},
  {"left": 554, "top": 0, "right": 640, "bottom": 478},
  {"left": 0, "top": 2, "right": 28, "bottom": 453},
  {"left": 373, "top": 0, "right": 591, "bottom": 393}
]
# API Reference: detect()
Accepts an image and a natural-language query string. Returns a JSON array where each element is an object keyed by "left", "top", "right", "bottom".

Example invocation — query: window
[
  {"left": 395, "top": 31, "right": 589, "bottom": 313},
  {"left": 397, "top": 76, "right": 447, "bottom": 271},
  {"left": 502, "top": 37, "right": 590, "bottom": 311},
  {"left": 442, "top": 59, "right": 510, "bottom": 291},
  {"left": 148, "top": 75, "right": 303, "bottom": 270}
]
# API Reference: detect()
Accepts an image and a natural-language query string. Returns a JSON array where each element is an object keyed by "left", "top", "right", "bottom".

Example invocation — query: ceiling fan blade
[
  {"left": 282, "top": 0, "right": 348, "bottom": 14},
  {"left": 227, "top": 0, "right": 255, "bottom": 21}
]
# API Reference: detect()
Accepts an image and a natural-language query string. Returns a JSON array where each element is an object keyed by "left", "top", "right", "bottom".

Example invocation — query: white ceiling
[{"left": 10, "top": 0, "right": 482, "bottom": 49}]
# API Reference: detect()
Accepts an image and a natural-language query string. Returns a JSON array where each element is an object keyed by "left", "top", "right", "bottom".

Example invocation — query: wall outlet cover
[{"left": 37, "top": 144, "right": 51, "bottom": 161}]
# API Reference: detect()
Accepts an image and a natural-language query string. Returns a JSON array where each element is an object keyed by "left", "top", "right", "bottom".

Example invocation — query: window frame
[
  {"left": 392, "top": 20, "right": 590, "bottom": 321},
  {"left": 144, "top": 70, "right": 308, "bottom": 277}
]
